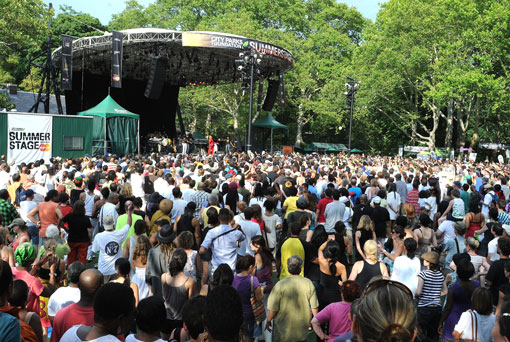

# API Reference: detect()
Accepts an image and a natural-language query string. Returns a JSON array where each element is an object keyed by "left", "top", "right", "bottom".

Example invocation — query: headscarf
[{"left": 14, "top": 242, "right": 35, "bottom": 266}]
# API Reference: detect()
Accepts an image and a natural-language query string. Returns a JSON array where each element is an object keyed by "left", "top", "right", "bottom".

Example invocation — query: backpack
[
  {"left": 490, "top": 192, "right": 499, "bottom": 206},
  {"left": 14, "top": 183, "right": 24, "bottom": 207}
]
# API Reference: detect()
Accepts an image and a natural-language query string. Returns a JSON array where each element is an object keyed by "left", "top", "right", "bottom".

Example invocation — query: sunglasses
[{"left": 363, "top": 279, "right": 414, "bottom": 300}]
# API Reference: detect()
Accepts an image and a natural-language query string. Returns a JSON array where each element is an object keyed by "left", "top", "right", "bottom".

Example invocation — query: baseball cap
[
  {"left": 421, "top": 251, "right": 439, "bottom": 264},
  {"left": 8, "top": 218, "right": 26, "bottom": 228},
  {"left": 503, "top": 224, "right": 510, "bottom": 236},
  {"left": 102, "top": 215, "right": 115, "bottom": 230},
  {"left": 373, "top": 196, "right": 381, "bottom": 204},
  {"left": 46, "top": 224, "right": 60, "bottom": 239},
  {"left": 19, "top": 189, "right": 34, "bottom": 202},
  {"left": 453, "top": 181, "right": 462, "bottom": 187}
]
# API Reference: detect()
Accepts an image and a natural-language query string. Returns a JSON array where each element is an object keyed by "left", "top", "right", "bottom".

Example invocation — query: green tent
[
  {"left": 77, "top": 95, "right": 140, "bottom": 155},
  {"left": 351, "top": 148, "right": 363, "bottom": 153},
  {"left": 252, "top": 114, "right": 288, "bottom": 153},
  {"left": 308, "top": 142, "right": 349, "bottom": 152}
]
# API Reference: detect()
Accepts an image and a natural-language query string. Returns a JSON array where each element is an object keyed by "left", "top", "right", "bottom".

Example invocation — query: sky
[{"left": 43, "top": 0, "right": 383, "bottom": 25}]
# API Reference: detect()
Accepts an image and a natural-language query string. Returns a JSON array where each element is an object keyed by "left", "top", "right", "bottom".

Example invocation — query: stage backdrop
[{"left": 8, "top": 114, "right": 52, "bottom": 164}]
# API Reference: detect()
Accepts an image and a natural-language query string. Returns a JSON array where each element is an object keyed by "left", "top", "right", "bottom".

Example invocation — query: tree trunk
[
  {"left": 205, "top": 111, "right": 212, "bottom": 135},
  {"left": 470, "top": 96, "right": 480, "bottom": 148},
  {"left": 444, "top": 100, "right": 454, "bottom": 152},
  {"left": 295, "top": 102, "right": 304, "bottom": 146}
]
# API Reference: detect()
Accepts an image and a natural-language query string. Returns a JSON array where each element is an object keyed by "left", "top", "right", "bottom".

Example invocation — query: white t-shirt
[
  {"left": 439, "top": 220, "right": 456, "bottom": 243},
  {"left": 60, "top": 325, "right": 120, "bottom": 342},
  {"left": 263, "top": 213, "right": 282, "bottom": 250},
  {"left": 125, "top": 334, "right": 166, "bottom": 342},
  {"left": 237, "top": 220, "right": 262, "bottom": 256},
  {"left": 386, "top": 192, "right": 401, "bottom": 220},
  {"left": 390, "top": 256, "right": 421, "bottom": 296},
  {"left": 47, "top": 286, "right": 81, "bottom": 316},
  {"left": 482, "top": 192, "right": 493, "bottom": 218},
  {"left": 488, "top": 237, "right": 500, "bottom": 262},
  {"left": 19, "top": 200, "right": 37, "bottom": 225},
  {"left": 249, "top": 197, "right": 266, "bottom": 208},
  {"left": 91, "top": 224, "right": 130, "bottom": 275},
  {"left": 453, "top": 311, "right": 496, "bottom": 342},
  {"left": 130, "top": 173, "right": 145, "bottom": 198},
  {"left": 0, "top": 171, "right": 9, "bottom": 190}
]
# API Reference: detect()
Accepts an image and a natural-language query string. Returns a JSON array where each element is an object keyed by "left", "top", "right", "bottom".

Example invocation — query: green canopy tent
[
  {"left": 252, "top": 114, "right": 288, "bottom": 153},
  {"left": 308, "top": 142, "right": 349, "bottom": 153},
  {"left": 77, "top": 95, "right": 140, "bottom": 155},
  {"left": 351, "top": 148, "right": 363, "bottom": 154}
]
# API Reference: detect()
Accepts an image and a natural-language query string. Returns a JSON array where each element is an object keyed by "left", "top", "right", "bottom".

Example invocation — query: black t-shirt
[
  {"left": 63, "top": 213, "right": 92, "bottom": 242},
  {"left": 268, "top": 171, "right": 278, "bottom": 184},
  {"left": 279, "top": 177, "right": 296, "bottom": 197},
  {"left": 371, "top": 206, "right": 390, "bottom": 238},
  {"left": 353, "top": 204, "right": 373, "bottom": 231},
  {"left": 487, "top": 259, "right": 510, "bottom": 305},
  {"left": 287, "top": 211, "right": 312, "bottom": 230}
]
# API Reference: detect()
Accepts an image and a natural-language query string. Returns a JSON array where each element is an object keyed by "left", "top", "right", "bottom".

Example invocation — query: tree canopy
[{"left": 3, "top": 0, "right": 510, "bottom": 154}]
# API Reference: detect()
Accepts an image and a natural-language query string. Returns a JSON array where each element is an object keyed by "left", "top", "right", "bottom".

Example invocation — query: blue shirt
[
  {"left": 201, "top": 224, "right": 245, "bottom": 271},
  {"left": 307, "top": 185, "right": 321, "bottom": 201},
  {"left": 444, "top": 236, "right": 466, "bottom": 270},
  {"left": 0, "top": 312, "right": 21, "bottom": 342}
]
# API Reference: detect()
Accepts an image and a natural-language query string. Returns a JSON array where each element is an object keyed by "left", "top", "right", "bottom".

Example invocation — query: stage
[{"left": 51, "top": 29, "right": 294, "bottom": 138}]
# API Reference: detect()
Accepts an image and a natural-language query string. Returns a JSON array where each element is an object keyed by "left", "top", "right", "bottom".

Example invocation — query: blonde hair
[
  {"left": 133, "top": 235, "right": 152, "bottom": 265},
  {"left": 354, "top": 281, "right": 417, "bottom": 341},
  {"left": 466, "top": 237, "right": 480, "bottom": 250},
  {"left": 120, "top": 183, "right": 133, "bottom": 197},
  {"left": 358, "top": 215, "right": 374, "bottom": 233},
  {"left": 363, "top": 240, "right": 378, "bottom": 263}
]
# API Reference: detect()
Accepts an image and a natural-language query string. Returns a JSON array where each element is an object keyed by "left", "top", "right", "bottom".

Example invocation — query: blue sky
[{"left": 43, "top": 0, "right": 383, "bottom": 24}]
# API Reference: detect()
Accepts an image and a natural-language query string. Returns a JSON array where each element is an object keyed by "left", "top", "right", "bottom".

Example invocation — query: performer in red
[{"left": 208, "top": 135, "right": 215, "bottom": 155}]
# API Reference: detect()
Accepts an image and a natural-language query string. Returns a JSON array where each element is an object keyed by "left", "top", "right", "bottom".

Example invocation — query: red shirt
[
  {"left": 317, "top": 197, "right": 333, "bottom": 223},
  {"left": 50, "top": 303, "right": 94, "bottom": 342},
  {"left": 406, "top": 189, "right": 420, "bottom": 217},
  {"left": 251, "top": 218, "right": 264, "bottom": 235}
]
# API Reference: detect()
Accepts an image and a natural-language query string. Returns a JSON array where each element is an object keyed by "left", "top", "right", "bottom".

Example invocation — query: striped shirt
[{"left": 417, "top": 270, "right": 444, "bottom": 307}]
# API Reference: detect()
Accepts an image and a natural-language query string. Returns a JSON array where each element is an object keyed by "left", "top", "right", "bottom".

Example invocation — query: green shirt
[
  {"left": 460, "top": 190, "right": 471, "bottom": 213},
  {"left": 115, "top": 213, "right": 143, "bottom": 249},
  {"left": 268, "top": 275, "right": 319, "bottom": 342},
  {"left": 37, "top": 244, "right": 70, "bottom": 260}
]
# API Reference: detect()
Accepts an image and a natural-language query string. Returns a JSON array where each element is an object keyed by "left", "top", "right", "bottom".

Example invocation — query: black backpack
[{"left": 14, "top": 183, "right": 24, "bottom": 207}]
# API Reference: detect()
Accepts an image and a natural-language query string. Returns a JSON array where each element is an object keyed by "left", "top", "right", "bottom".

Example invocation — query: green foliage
[{"left": 0, "top": 93, "right": 15, "bottom": 111}]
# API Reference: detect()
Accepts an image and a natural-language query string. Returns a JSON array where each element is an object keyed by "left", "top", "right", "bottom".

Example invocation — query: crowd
[{"left": 0, "top": 151, "right": 510, "bottom": 342}]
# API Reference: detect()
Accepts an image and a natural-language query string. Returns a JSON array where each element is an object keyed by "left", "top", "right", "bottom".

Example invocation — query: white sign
[
  {"left": 8, "top": 114, "right": 52, "bottom": 164},
  {"left": 404, "top": 146, "right": 429, "bottom": 153},
  {"left": 469, "top": 153, "right": 477, "bottom": 162}
]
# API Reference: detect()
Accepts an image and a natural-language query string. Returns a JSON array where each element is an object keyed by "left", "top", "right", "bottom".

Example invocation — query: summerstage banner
[{"left": 8, "top": 114, "right": 52, "bottom": 164}]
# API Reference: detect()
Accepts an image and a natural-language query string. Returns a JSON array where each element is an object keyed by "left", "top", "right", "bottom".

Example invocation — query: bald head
[{"left": 78, "top": 269, "right": 104, "bottom": 303}]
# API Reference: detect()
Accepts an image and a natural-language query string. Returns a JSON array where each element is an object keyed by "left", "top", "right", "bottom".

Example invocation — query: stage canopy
[
  {"left": 77, "top": 95, "right": 139, "bottom": 155},
  {"left": 51, "top": 29, "right": 294, "bottom": 138}
]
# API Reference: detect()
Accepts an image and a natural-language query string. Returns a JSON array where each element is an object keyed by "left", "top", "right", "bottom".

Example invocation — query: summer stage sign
[{"left": 8, "top": 114, "right": 52, "bottom": 164}]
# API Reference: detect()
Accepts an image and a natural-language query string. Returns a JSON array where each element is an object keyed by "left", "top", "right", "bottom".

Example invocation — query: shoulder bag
[{"left": 250, "top": 276, "right": 266, "bottom": 324}]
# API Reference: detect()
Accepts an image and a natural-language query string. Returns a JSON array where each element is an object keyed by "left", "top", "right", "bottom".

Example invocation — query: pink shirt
[
  {"left": 314, "top": 301, "right": 352, "bottom": 342},
  {"left": 11, "top": 267, "right": 44, "bottom": 314}
]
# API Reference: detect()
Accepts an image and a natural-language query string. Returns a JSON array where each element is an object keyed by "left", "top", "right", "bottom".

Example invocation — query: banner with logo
[
  {"left": 111, "top": 31, "right": 123, "bottom": 88},
  {"left": 61, "top": 35, "right": 73, "bottom": 90},
  {"left": 8, "top": 114, "right": 52, "bottom": 164}
]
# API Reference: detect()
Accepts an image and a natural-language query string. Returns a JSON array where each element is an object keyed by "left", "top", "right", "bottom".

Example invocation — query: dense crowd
[{"left": 0, "top": 152, "right": 510, "bottom": 342}]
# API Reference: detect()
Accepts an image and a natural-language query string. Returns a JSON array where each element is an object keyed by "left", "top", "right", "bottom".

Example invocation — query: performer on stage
[
  {"left": 225, "top": 137, "right": 233, "bottom": 154},
  {"left": 181, "top": 134, "right": 192, "bottom": 155},
  {"left": 208, "top": 135, "right": 215, "bottom": 155}
]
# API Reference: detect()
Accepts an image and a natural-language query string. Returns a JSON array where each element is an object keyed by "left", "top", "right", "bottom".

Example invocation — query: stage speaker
[
  {"left": 262, "top": 79, "right": 280, "bottom": 112},
  {"left": 144, "top": 57, "right": 168, "bottom": 99}
]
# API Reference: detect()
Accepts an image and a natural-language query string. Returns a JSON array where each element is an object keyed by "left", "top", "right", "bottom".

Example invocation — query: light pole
[
  {"left": 236, "top": 50, "right": 263, "bottom": 152},
  {"left": 345, "top": 77, "right": 360, "bottom": 155}
]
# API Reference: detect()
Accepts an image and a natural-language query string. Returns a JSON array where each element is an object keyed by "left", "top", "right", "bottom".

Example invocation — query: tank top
[
  {"left": 356, "top": 229, "right": 373, "bottom": 261},
  {"left": 356, "top": 260, "right": 382, "bottom": 289},
  {"left": 84, "top": 192, "right": 95, "bottom": 217},
  {"left": 38, "top": 201, "right": 58, "bottom": 237},
  {"left": 417, "top": 228, "right": 433, "bottom": 256},
  {"left": 452, "top": 198, "right": 465, "bottom": 219},
  {"left": 466, "top": 212, "right": 483, "bottom": 238},
  {"left": 13, "top": 233, "right": 30, "bottom": 251},
  {"left": 162, "top": 277, "right": 189, "bottom": 321},
  {"left": 256, "top": 263, "right": 274, "bottom": 294}
]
